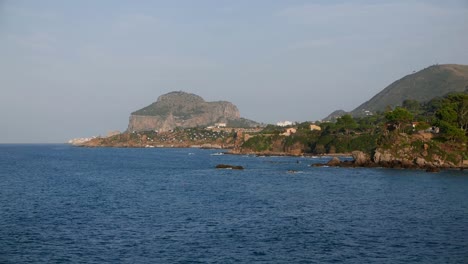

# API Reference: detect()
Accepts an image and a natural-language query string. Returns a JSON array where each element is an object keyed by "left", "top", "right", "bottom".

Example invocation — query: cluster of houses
[
  {"left": 278, "top": 121, "right": 322, "bottom": 136},
  {"left": 206, "top": 122, "right": 227, "bottom": 129}
]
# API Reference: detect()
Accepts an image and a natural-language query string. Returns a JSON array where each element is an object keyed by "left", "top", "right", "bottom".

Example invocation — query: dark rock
[
  {"left": 401, "top": 159, "right": 416, "bottom": 169},
  {"left": 327, "top": 157, "right": 341, "bottom": 166},
  {"left": 425, "top": 166, "right": 440, "bottom": 173},
  {"left": 391, "top": 160, "right": 402, "bottom": 169},
  {"left": 340, "top": 160, "right": 355, "bottom": 167},
  {"left": 216, "top": 164, "right": 244, "bottom": 170},
  {"left": 311, "top": 163, "right": 325, "bottom": 167}
]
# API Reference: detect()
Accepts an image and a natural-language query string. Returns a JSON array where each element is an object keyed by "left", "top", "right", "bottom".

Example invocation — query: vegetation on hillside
[
  {"left": 351, "top": 64, "right": 468, "bottom": 115},
  {"left": 85, "top": 127, "right": 237, "bottom": 148},
  {"left": 240, "top": 92, "right": 467, "bottom": 162}
]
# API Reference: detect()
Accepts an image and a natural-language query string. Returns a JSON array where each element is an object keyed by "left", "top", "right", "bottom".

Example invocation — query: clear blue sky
[{"left": 1, "top": 0, "right": 467, "bottom": 143}]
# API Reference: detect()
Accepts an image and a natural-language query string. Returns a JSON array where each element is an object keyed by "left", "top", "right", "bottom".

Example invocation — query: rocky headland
[
  {"left": 128, "top": 91, "right": 258, "bottom": 132},
  {"left": 310, "top": 130, "right": 467, "bottom": 171},
  {"left": 79, "top": 128, "right": 245, "bottom": 149}
]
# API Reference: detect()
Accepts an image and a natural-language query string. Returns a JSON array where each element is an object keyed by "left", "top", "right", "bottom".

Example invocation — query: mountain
[
  {"left": 322, "top": 109, "right": 348, "bottom": 122},
  {"left": 128, "top": 91, "right": 258, "bottom": 132},
  {"left": 350, "top": 64, "right": 468, "bottom": 116},
  {"left": 323, "top": 64, "right": 468, "bottom": 120}
]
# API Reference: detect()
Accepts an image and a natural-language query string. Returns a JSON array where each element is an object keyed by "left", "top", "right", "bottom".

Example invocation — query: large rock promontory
[{"left": 127, "top": 91, "right": 255, "bottom": 132}]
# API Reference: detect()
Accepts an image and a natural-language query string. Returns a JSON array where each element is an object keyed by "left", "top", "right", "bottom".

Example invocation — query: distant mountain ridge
[
  {"left": 324, "top": 64, "right": 468, "bottom": 120},
  {"left": 128, "top": 91, "right": 259, "bottom": 132}
]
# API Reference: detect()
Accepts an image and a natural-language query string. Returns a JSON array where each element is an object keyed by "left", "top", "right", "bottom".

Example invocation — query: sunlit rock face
[{"left": 127, "top": 91, "right": 240, "bottom": 132}]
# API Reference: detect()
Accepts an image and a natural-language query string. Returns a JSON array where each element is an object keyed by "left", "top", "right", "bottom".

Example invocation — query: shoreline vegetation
[{"left": 77, "top": 92, "right": 467, "bottom": 172}]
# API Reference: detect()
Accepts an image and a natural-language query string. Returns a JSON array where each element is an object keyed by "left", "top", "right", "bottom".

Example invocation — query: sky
[{"left": 1, "top": 0, "right": 468, "bottom": 143}]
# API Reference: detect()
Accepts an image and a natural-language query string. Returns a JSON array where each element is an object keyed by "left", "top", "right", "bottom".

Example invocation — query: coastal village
[{"left": 71, "top": 120, "right": 301, "bottom": 149}]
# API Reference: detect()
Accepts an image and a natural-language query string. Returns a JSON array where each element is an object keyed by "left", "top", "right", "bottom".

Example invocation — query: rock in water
[
  {"left": 327, "top": 157, "right": 341, "bottom": 166},
  {"left": 216, "top": 164, "right": 244, "bottom": 170}
]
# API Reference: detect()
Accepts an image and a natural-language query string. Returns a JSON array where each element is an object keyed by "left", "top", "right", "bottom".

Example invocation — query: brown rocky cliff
[{"left": 127, "top": 91, "right": 241, "bottom": 132}]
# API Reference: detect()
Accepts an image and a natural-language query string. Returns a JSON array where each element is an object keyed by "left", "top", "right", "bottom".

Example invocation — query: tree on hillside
[
  {"left": 336, "top": 114, "right": 358, "bottom": 135},
  {"left": 436, "top": 102, "right": 458, "bottom": 125},
  {"left": 356, "top": 115, "right": 384, "bottom": 134},
  {"left": 435, "top": 93, "right": 468, "bottom": 131},
  {"left": 447, "top": 93, "right": 468, "bottom": 134},
  {"left": 437, "top": 120, "right": 466, "bottom": 142},
  {"left": 385, "top": 107, "right": 413, "bottom": 131},
  {"left": 297, "top": 121, "right": 312, "bottom": 130},
  {"left": 402, "top": 99, "right": 421, "bottom": 114},
  {"left": 434, "top": 93, "right": 468, "bottom": 141}
]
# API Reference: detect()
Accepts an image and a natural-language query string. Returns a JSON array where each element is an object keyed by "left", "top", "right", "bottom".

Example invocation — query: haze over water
[{"left": 1, "top": 145, "right": 467, "bottom": 263}]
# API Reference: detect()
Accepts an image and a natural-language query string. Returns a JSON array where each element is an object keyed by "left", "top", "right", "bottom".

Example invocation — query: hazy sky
[{"left": 1, "top": 0, "right": 468, "bottom": 143}]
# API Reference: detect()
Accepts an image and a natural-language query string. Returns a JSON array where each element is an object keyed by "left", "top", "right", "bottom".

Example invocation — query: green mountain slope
[{"left": 351, "top": 64, "right": 468, "bottom": 116}]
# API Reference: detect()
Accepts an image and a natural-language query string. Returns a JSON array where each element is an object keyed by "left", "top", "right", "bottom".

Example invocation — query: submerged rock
[
  {"left": 425, "top": 166, "right": 440, "bottom": 173},
  {"left": 216, "top": 164, "right": 244, "bottom": 170}
]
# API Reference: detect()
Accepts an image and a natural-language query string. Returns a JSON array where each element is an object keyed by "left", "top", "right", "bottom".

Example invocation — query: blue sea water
[{"left": 0, "top": 144, "right": 467, "bottom": 264}]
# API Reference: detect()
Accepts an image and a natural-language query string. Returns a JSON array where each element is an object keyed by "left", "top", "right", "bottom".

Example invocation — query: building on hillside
[
  {"left": 277, "top": 121, "right": 293, "bottom": 127},
  {"left": 281, "top": 128, "right": 297, "bottom": 136},
  {"left": 310, "top": 124, "right": 322, "bottom": 131},
  {"left": 425, "top": 126, "right": 440, "bottom": 134},
  {"left": 214, "top": 123, "right": 227, "bottom": 128}
]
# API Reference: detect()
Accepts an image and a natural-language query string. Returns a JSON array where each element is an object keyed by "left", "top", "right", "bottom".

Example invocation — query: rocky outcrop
[
  {"left": 352, "top": 151, "right": 370, "bottom": 166},
  {"left": 216, "top": 164, "right": 244, "bottom": 170},
  {"left": 371, "top": 147, "right": 461, "bottom": 169},
  {"left": 314, "top": 145, "right": 464, "bottom": 171},
  {"left": 327, "top": 157, "right": 341, "bottom": 166},
  {"left": 128, "top": 91, "right": 244, "bottom": 132}
]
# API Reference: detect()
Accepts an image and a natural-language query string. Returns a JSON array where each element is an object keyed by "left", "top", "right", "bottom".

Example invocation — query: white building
[{"left": 276, "top": 121, "right": 293, "bottom": 127}]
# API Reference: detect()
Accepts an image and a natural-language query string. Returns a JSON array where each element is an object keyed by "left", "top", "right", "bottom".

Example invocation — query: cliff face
[{"left": 128, "top": 91, "right": 241, "bottom": 132}]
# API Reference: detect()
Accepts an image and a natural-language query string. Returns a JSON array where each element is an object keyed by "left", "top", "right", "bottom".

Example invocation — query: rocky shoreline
[
  {"left": 73, "top": 131, "right": 466, "bottom": 172},
  {"left": 74, "top": 141, "right": 466, "bottom": 172},
  {"left": 312, "top": 151, "right": 466, "bottom": 172}
]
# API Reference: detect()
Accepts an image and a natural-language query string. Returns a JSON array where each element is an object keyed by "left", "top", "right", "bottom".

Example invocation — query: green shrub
[{"left": 242, "top": 135, "right": 272, "bottom": 151}]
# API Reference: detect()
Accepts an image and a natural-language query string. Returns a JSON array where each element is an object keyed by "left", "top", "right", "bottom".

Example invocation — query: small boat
[{"left": 210, "top": 152, "right": 224, "bottom": 156}]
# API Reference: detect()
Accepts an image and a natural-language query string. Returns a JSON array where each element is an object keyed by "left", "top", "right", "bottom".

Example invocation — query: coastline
[
  {"left": 71, "top": 130, "right": 467, "bottom": 172},
  {"left": 226, "top": 150, "right": 352, "bottom": 158},
  {"left": 72, "top": 143, "right": 466, "bottom": 171}
]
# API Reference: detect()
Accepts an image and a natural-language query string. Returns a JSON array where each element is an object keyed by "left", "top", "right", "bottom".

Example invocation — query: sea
[{"left": 0, "top": 144, "right": 467, "bottom": 264}]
